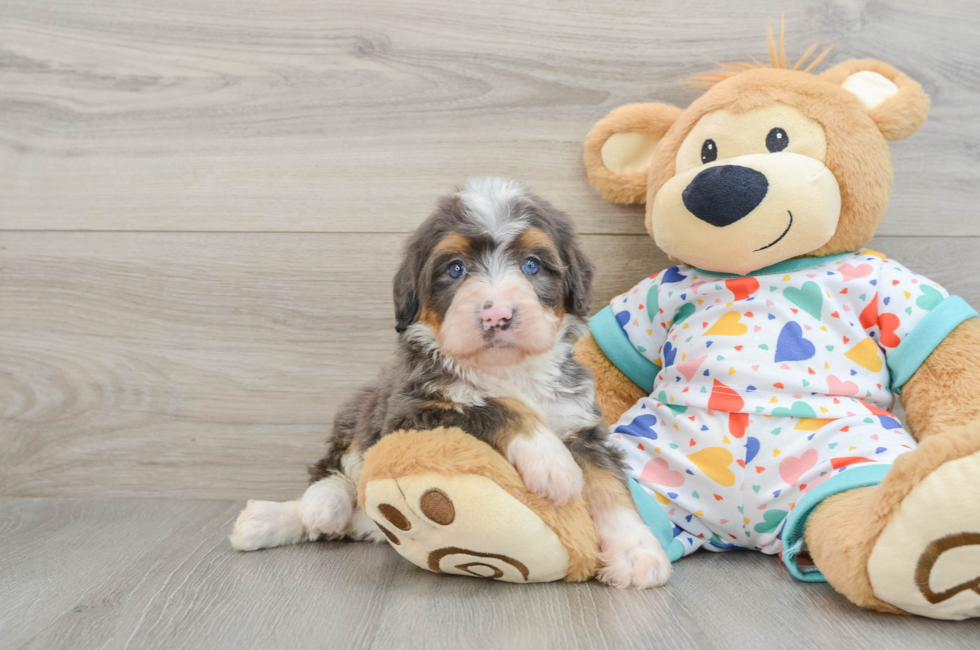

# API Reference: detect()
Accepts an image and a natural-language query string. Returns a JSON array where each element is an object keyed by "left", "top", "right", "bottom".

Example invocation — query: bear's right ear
[{"left": 584, "top": 103, "right": 682, "bottom": 205}]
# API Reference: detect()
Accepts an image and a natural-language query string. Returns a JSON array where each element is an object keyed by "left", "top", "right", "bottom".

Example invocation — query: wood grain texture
[
  {"left": 1, "top": 233, "right": 977, "bottom": 499},
  {"left": 2, "top": 0, "right": 980, "bottom": 235},
  {"left": 2, "top": 498, "right": 978, "bottom": 650}
]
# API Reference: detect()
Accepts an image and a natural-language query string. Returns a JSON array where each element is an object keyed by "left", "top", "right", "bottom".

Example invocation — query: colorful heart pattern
[{"left": 606, "top": 249, "right": 945, "bottom": 557}]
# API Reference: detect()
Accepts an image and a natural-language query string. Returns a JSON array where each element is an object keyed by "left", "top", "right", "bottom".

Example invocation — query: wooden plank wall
[{"left": 2, "top": 0, "right": 979, "bottom": 500}]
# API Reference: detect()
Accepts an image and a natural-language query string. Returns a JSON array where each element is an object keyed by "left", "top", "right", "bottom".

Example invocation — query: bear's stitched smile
[{"left": 754, "top": 210, "right": 794, "bottom": 252}]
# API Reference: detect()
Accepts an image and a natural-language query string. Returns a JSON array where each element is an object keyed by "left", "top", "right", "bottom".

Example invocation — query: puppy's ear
[
  {"left": 393, "top": 252, "right": 421, "bottom": 334},
  {"left": 562, "top": 238, "right": 595, "bottom": 318},
  {"left": 820, "top": 59, "right": 930, "bottom": 141},
  {"left": 584, "top": 103, "right": 682, "bottom": 205}
]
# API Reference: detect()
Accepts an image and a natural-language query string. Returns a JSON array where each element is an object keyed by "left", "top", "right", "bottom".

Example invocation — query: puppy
[{"left": 230, "top": 178, "right": 670, "bottom": 588}]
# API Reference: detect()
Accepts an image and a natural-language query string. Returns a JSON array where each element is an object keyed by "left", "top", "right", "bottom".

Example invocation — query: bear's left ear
[
  {"left": 584, "top": 103, "right": 682, "bottom": 205},
  {"left": 820, "top": 59, "right": 930, "bottom": 141}
]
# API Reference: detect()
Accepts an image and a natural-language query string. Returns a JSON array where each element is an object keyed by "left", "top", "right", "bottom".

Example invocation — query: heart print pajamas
[{"left": 589, "top": 249, "right": 978, "bottom": 580}]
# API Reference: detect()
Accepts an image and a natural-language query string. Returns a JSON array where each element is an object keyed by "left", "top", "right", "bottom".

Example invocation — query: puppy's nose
[
  {"left": 682, "top": 165, "right": 769, "bottom": 227},
  {"left": 481, "top": 302, "right": 513, "bottom": 329}
]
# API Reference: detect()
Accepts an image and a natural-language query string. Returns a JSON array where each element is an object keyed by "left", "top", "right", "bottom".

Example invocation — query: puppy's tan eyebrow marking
[
  {"left": 516, "top": 227, "right": 558, "bottom": 257},
  {"left": 433, "top": 232, "right": 472, "bottom": 257}
]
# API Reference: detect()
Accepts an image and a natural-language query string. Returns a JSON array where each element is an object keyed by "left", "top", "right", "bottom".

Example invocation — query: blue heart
[
  {"left": 875, "top": 447, "right": 887, "bottom": 454},
  {"left": 774, "top": 322, "right": 816, "bottom": 362},
  {"left": 615, "top": 310, "right": 631, "bottom": 327},
  {"left": 746, "top": 385, "right": 757, "bottom": 392},
  {"left": 773, "top": 489, "right": 782, "bottom": 498},
  {"left": 703, "top": 369, "right": 710, "bottom": 376},
  {"left": 662, "top": 266, "right": 687, "bottom": 284},
  {"left": 850, "top": 369, "right": 858, "bottom": 376},
  {"left": 700, "top": 425, "right": 709, "bottom": 431},
  {"left": 686, "top": 469, "right": 695, "bottom": 475},
  {"left": 871, "top": 280, "right": 878, "bottom": 286},
  {"left": 768, "top": 314, "right": 776, "bottom": 320},
  {"left": 877, "top": 415, "right": 902, "bottom": 430},
  {"left": 663, "top": 341, "right": 677, "bottom": 367},
  {"left": 614, "top": 413, "right": 658, "bottom": 440},
  {"left": 706, "top": 341, "right": 714, "bottom": 348},
  {"left": 668, "top": 492, "right": 678, "bottom": 499},
  {"left": 744, "top": 437, "right": 760, "bottom": 464}
]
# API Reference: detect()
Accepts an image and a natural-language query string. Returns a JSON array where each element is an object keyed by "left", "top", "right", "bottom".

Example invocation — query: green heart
[
  {"left": 737, "top": 506, "right": 744, "bottom": 514},
  {"left": 784, "top": 281, "right": 823, "bottom": 319},
  {"left": 829, "top": 442, "right": 838, "bottom": 449},
  {"left": 771, "top": 427, "right": 782, "bottom": 435},
  {"left": 753, "top": 509, "right": 788, "bottom": 534},
  {"left": 771, "top": 401, "right": 817, "bottom": 418},
  {"left": 669, "top": 443, "right": 679, "bottom": 449},
  {"left": 657, "top": 390, "right": 688, "bottom": 415},
  {"left": 825, "top": 345, "right": 834, "bottom": 351},
  {"left": 758, "top": 344, "right": 769, "bottom": 350},
  {"left": 646, "top": 284, "right": 659, "bottom": 322},
  {"left": 752, "top": 485, "right": 761, "bottom": 493},
  {"left": 916, "top": 285, "right": 943, "bottom": 311},
  {"left": 673, "top": 302, "right": 695, "bottom": 325},
  {"left": 692, "top": 491, "right": 700, "bottom": 499}
]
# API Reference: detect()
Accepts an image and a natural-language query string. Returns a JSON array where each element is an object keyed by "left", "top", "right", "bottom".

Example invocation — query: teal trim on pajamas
[
  {"left": 781, "top": 464, "right": 894, "bottom": 582},
  {"left": 888, "top": 296, "right": 978, "bottom": 392},
  {"left": 590, "top": 305, "right": 660, "bottom": 393},
  {"left": 689, "top": 253, "right": 851, "bottom": 279},
  {"left": 629, "top": 478, "right": 686, "bottom": 562}
]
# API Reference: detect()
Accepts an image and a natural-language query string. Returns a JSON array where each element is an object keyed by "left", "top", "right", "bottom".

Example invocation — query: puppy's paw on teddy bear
[{"left": 506, "top": 428, "right": 584, "bottom": 506}]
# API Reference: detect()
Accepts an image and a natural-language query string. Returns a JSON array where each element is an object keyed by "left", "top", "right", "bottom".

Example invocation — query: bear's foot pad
[
  {"left": 868, "top": 449, "right": 980, "bottom": 620},
  {"left": 364, "top": 472, "right": 570, "bottom": 583}
]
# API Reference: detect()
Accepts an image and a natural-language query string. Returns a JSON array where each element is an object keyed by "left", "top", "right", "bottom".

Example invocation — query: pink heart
[
  {"left": 839, "top": 263, "right": 873, "bottom": 282},
  {"left": 766, "top": 300, "right": 775, "bottom": 306},
  {"left": 754, "top": 325, "right": 762, "bottom": 332},
  {"left": 780, "top": 363, "right": 791, "bottom": 370},
  {"left": 720, "top": 519, "right": 729, "bottom": 524},
  {"left": 752, "top": 365, "right": 760, "bottom": 371},
  {"left": 779, "top": 449, "right": 817, "bottom": 485},
  {"left": 871, "top": 434, "right": 879, "bottom": 440},
  {"left": 691, "top": 281, "right": 706, "bottom": 293},
  {"left": 640, "top": 457, "right": 685, "bottom": 487},
  {"left": 827, "top": 375, "right": 859, "bottom": 396},
  {"left": 779, "top": 449, "right": 818, "bottom": 485},
  {"left": 677, "top": 355, "right": 709, "bottom": 382}
]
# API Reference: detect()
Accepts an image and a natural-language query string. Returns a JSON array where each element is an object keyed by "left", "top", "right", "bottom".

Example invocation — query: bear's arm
[
  {"left": 900, "top": 317, "right": 980, "bottom": 441},
  {"left": 574, "top": 333, "right": 648, "bottom": 427}
]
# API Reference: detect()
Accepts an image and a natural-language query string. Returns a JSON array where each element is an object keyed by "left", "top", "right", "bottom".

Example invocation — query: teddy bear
[{"left": 354, "top": 28, "right": 980, "bottom": 620}]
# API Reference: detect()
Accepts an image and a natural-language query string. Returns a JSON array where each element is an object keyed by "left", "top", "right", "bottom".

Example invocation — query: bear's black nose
[{"left": 682, "top": 165, "right": 769, "bottom": 227}]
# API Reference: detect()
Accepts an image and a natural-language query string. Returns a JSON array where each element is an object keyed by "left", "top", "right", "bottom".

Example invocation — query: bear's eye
[
  {"left": 701, "top": 139, "right": 718, "bottom": 164},
  {"left": 766, "top": 127, "right": 789, "bottom": 153}
]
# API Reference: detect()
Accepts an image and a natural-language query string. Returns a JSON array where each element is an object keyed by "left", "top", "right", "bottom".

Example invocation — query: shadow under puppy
[{"left": 231, "top": 178, "right": 670, "bottom": 588}]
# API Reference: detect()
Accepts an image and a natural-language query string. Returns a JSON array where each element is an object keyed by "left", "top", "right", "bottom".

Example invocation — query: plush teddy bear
[{"left": 356, "top": 29, "right": 980, "bottom": 620}]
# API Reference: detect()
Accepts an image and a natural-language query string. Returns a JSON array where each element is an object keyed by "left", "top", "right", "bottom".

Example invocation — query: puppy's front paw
[
  {"left": 300, "top": 476, "right": 355, "bottom": 538},
  {"left": 506, "top": 429, "right": 583, "bottom": 506},
  {"left": 597, "top": 522, "right": 672, "bottom": 589}
]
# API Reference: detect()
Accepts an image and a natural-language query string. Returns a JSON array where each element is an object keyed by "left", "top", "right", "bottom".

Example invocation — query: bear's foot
[
  {"left": 867, "top": 427, "right": 980, "bottom": 620},
  {"left": 358, "top": 428, "right": 599, "bottom": 583},
  {"left": 808, "top": 422, "right": 980, "bottom": 619}
]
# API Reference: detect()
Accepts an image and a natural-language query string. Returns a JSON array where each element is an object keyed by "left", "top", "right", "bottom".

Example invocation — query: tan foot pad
[
  {"left": 868, "top": 449, "right": 980, "bottom": 620},
  {"left": 364, "top": 472, "right": 569, "bottom": 583}
]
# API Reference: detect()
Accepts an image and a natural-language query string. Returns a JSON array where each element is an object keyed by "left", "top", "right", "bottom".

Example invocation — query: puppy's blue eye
[
  {"left": 448, "top": 261, "right": 466, "bottom": 279},
  {"left": 522, "top": 258, "right": 540, "bottom": 275}
]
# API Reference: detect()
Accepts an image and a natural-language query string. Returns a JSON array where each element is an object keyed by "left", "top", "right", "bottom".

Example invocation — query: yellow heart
[
  {"left": 794, "top": 418, "right": 834, "bottom": 431},
  {"left": 655, "top": 491, "right": 671, "bottom": 504},
  {"left": 704, "top": 311, "right": 748, "bottom": 336},
  {"left": 695, "top": 510, "right": 704, "bottom": 516},
  {"left": 774, "top": 449, "right": 782, "bottom": 457},
  {"left": 744, "top": 517, "right": 751, "bottom": 525},
  {"left": 845, "top": 338, "right": 883, "bottom": 372},
  {"left": 687, "top": 447, "right": 736, "bottom": 487},
  {"left": 723, "top": 436, "right": 731, "bottom": 444}
]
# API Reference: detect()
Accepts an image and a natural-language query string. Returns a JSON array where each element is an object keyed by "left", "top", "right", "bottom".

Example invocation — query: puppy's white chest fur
[{"left": 448, "top": 343, "right": 599, "bottom": 438}]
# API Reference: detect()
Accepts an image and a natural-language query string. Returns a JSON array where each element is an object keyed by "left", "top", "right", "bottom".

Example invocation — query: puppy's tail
[{"left": 229, "top": 499, "right": 306, "bottom": 551}]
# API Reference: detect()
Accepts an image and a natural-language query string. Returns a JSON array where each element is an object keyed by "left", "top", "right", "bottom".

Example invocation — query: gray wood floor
[{"left": 2, "top": 0, "right": 979, "bottom": 647}]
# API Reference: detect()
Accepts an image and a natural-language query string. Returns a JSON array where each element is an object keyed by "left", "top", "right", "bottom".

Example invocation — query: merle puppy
[{"left": 231, "top": 178, "right": 670, "bottom": 588}]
